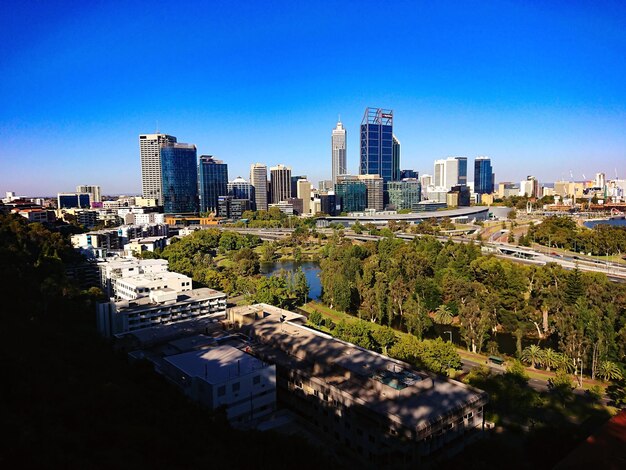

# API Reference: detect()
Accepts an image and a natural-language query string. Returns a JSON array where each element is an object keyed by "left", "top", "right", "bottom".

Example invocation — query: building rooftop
[
  {"left": 116, "top": 271, "right": 190, "bottom": 290},
  {"left": 164, "top": 345, "right": 266, "bottom": 384},
  {"left": 239, "top": 304, "right": 487, "bottom": 433},
  {"left": 115, "top": 287, "right": 226, "bottom": 312}
]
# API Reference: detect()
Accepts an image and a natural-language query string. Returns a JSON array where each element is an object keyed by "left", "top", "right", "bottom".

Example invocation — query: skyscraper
[
  {"left": 291, "top": 175, "right": 307, "bottom": 198},
  {"left": 250, "top": 163, "right": 268, "bottom": 211},
  {"left": 332, "top": 120, "right": 347, "bottom": 185},
  {"left": 270, "top": 164, "right": 291, "bottom": 204},
  {"left": 360, "top": 108, "right": 393, "bottom": 182},
  {"left": 161, "top": 142, "right": 198, "bottom": 213},
  {"left": 139, "top": 133, "right": 177, "bottom": 204},
  {"left": 474, "top": 156, "right": 494, "bottom": 194},
  {"left": 297, "top": 179, "right": 312, "bottom": 215},
  {"left": 433, "top": 157, "right": 466, "bottom": 190},
  {"left": 392, "top": 136, "right": 401, "bottom": 181},
  {"left": 335, "top": 176, "right": 367, "bottom": 213},
  {"left": 199, "top": 156, "right": 228, "bottom": 214},
  {"left": 357, "top": 174, "right": 384, "bottom": 211}
]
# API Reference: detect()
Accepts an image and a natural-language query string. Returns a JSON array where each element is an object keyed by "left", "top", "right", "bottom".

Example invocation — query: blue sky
[{"left": 1, "top": 0, "right": 625, "bottom": 196}]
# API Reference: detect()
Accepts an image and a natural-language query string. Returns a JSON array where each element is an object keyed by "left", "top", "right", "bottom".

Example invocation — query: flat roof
[
  {"left": 115, "top": 287, "right": 226, "bottom": 312},
  {"left": 116, "top": 271, "right": 190, "bottom": 289},
  {"left": 244, "top": 304, "right": 487, "bottom": 432},
  {"left": 164, "top": 345, "right": 267, "bottom": 384}
]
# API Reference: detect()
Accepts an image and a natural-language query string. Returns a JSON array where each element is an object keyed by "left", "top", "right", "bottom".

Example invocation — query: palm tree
[
  {"left": 434, "top": 304, "right": 453, "bottom": 325},
  {"left": 597, "top": 361, "right": 623, "bottom": 382},
  {"left": 541, "top": 348, "right": 560, "bottom": 371},
  {"left": 521, "top": 345, "right": 543, "bottom": 369}
]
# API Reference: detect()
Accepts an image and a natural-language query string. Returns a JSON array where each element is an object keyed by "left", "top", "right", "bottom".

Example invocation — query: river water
[
  {"left": 583, "top": 218, "right": 626, "bottom": 229},
  {"left": 260, "top": 260, "right": 322, "bottom": 301}
]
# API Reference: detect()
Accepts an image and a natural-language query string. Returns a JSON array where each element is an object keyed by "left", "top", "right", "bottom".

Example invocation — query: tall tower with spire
[{"left": 331, "top": 119, "right": 347, "bottom": 186}]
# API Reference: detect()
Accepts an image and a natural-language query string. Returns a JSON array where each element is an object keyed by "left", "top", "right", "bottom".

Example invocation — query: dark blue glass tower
[
  {"left": 199, "top": 155, "right": 228, "bottom": 214},
  {"left": 161, "top": 143, "right": 198, "bottom": 213},
  {"left": 474, "top": 157, "right": 494, "bottom": 194},
  {"left": 360, "top": 108, "right": 393, "bottom": 183},
  {"left": 456, "top": 157, "right": 468, "bottom": 186}
]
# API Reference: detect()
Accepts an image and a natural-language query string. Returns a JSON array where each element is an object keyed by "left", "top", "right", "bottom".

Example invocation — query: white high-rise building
[
  {"left": 250, "top": 163, "right": 268, "bottom": 211},
  {"left": 331, "top": 120, "right": 347, "bottom": 186},
  {"left": 76, "top": 185, "right": 101, "bottom": 203},
  {"left": 139, "top": 133, "right": 177, "bottom": 204},
  {"left": 433, "top": 157, "right": 464, "bottom": 190},
  {"left": 595, "top": 172, "right": 606, "bottom": 189}
]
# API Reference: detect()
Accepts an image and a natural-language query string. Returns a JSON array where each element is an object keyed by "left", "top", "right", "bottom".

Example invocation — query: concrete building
[
  {"left": 139, "top": 133, "right": 177, "bottom": 204},
  {"left": 71, "top": 229, "right": 122, "bottom": 251},
  {"left": 497, "top": 182, "right": 519, "bottom": 198},
  {"left": 227, "top": 176, "right": 254, "bottom": 202},
  {"left": 162, "top": 345, "right": 276, "bottom": 424},
  {"left": 297, "top": 179, "right": 312, "bottom": 214},
  {"left": 124, "top": 236, "right": 168, "bottom": 256},
  {"left": 97, "top": 287, "right": 227, "bottom": 337},
  {"left": 97, "top": 257, "right": 169, "bottom": 297},
  {"left": 250, "top": 163, "right": 268, "bottom": 211},
  {"left": 357, "top": 174, "right": 384, "bottom": 211},
  {"left": 318, "top": 180, "right": 334, "bottom": 193},
  {"left": 519, "top": 176, "right": 540, "bottom": 198},
  {"left": 11, "top": 207, "right": 56, "bottom": 223},
  {"left": 447, "top": 185, "right": 471, "bottom": 207},
  {"left": 332, "top": 120, "right": 347, "bottom": 186},
  {"left": 217, "top": 196, "right": 251, "bottom": 219},
  {"left": 114, "top": 271, "right": 192, "bottom": 300},
  {"left": 270, "top": 164, "right": 291, "bottom": 204},
  {"left": 117, "top": 223, "right": 168, "bottom": 245},
  {"left": 76, "top": 185, "right": 101, "bottom": 204},
  {"left": 233, "top": 304, "right": 488, "bottom": 466},
  {"left": 434, "top": 157, "right": 466, "bottom": 191},
  {"left": 58, "top": 193, "right": 91, "bottom": 209}
]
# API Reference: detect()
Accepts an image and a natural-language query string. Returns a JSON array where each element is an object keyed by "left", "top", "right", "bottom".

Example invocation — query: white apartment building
[
  {"left": 124, "top": 236, "right": 168, "bottom": 256},
  {"left": 97, "top": 287, "right": 227, "bottom": 337},
  {"left": 114, "top": 271, "right": 192, "bottom": 300},
  {"left": 163, "top": 345, "right": 276, "bottom": 424},
  {"left": 98, "top": 258, "right": 169, "bottom": 297}
]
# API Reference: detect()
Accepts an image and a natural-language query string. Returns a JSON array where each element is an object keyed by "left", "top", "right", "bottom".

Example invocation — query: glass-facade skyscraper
[
  {"left": 227, "top": 176, "right": 254, "bottom": 202},
  {"left": 474, "top": 156, "right": 494, "bottom": 194},
  {"left": 360, "top": 108, "right": 393, "bottom": 183},
  {"left": 335, "top": 178, "right": 367, "bottom": 213},
  {"left": 456, "top": 156, "right": 468, "bottom": 186},
  {"left": 199, "top": 155, "right": 228, "bottom": 214},
  {"left": 161, "top": 143, "right": 198, "bottom": 214},
  {"left": 392, "top": 135, "right": 401, "bottom": 181}
]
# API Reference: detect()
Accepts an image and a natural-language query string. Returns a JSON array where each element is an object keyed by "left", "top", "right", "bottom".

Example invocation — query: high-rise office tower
[
  {"left": 433, "top": 157, "right": 466, "bottom": 190},
  {"left": 250, "top": 163, "right": 268, "bottom": 211},
  {"left": 595, "top": 172, "right": 606, "bottom": 189},
  {"left": 360, "top": 108, "right": 393, "bottom": 182},
  {"left": 270, "top": 164, "right": 291, "bottom": 204},
  {"left": 139, "top": 133, "right": 177, "bottom": 204},
  {"left": 76, "top": 185, "right": 101, "bottom": 203},
  {"left": 198, "top": 155, "right": 228, "bottom": 214},
  {"left": 392, "top": 136, "right": 401, "bottom": 181},
  {"left": 387, "top": 180, "right": 421, "bottom": 210},
  {"left": 357, "top": 174, "right": 384, "bottom": 211},
  {"left": 335, "top": 176, "right": 367, "bottom": 213},
  {"left": 228, "top": 176, "right": 254, "bottom": 202},
  {"left": 332, "top": 120, "right": 347, "bottom": 185},
  {"left": 474, "top": 156, "right": 494, "bottom": 194},
  {"left": 456, "top": 157, "right": 468, "bottom": 186},
  {"left": 161, "top": 142, "right": 198, "bottom": 213},
  {"left": 291, "top": 175, "right": 307, "bottom": 198},
  {"left": 296, "top": 179, "right": 312, "bottom": 215}
]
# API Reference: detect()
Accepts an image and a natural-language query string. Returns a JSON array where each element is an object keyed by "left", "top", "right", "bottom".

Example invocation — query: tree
[
  {"left": 597, "top": 361, "right": 623, "bottom": 382},
  {"left": 372, "top": 326, "right": 397, "bottom": 354},
  {"left": 458, "top": 300, "right": 492, "bottom": 353},
  {"left": 308, "top": 310, "right": 323, "bottom": 327},
  {"left": 506, "top": 359, "right": 529, "bottom": 382},
  {"left": 433, "top": 304, "right": 453, "bottom": 325},
  {"left": 403, "top": 297, "right": 432, "bottom": 339},
  {"left": 293, "top": 268, "right": 309, "bottom": 305},
  {"left": 521, "top": 345, "right": 543, "bottom": 369},
  {"left": 540, "top": 348, "right": 560, "bottom": 371}
]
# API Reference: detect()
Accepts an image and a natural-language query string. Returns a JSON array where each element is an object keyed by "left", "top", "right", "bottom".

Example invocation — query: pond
[{"left": 260, "top": 260, "right": 322, "bottom": 301}]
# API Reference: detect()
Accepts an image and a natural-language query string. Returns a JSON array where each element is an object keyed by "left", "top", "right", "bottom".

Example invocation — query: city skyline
[{"left": 2, "top": 1, "right": 626, "bottom": 195}]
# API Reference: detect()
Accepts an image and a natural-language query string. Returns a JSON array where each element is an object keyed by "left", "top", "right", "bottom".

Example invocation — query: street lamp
[{"left": 444, "top": 330, "right": 452, "bottom": 343}]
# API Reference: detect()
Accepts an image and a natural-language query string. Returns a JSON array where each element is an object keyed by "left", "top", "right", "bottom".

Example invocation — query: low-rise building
[
  {"left": 97, "top": 257, "right": 169, "bottom": 297},
  {"left": 162, "top": 345, "right": 276, "bottom": 424},
  {"left": 232, "top": 304, "right": 488, "bottom": 466},
  {"left": 97, "top": 287, "right": 227, "bottom": 337},
  {"left": 114, "top": 271, "right": 192, "bottom": 300},
  {"left": 124, "top": 236, "right": 168, "bottom": 256}
]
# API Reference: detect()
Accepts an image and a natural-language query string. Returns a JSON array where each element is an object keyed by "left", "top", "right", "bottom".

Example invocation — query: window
[
  {"left": 253, "top": 375, "right": 261, "bottom": 385},
  {"left": 217, "top": 386, "right": 226, "bottom": 397},
  {"left": 232, "top": 382, "right": 240, "bottom": 393}
]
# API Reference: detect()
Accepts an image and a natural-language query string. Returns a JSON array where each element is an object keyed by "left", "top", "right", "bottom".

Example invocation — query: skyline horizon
[{"left": 2, "top": 1, "right": 625, "bottom": 196}]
